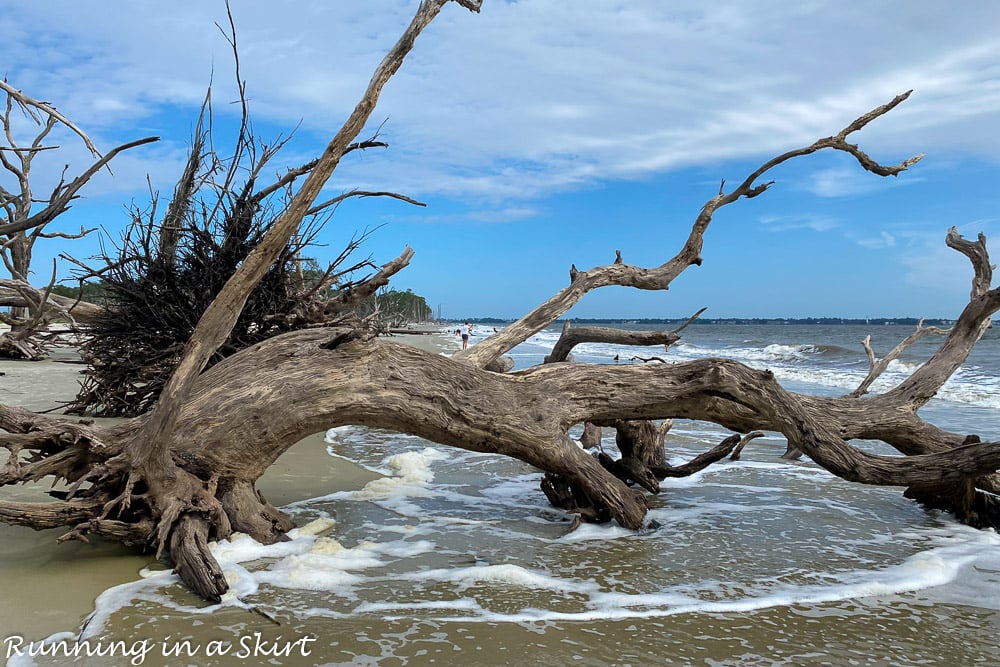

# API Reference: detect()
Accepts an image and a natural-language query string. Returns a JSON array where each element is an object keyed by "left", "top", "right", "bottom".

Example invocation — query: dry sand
[{"left": 0, "top": 326, "right": 458, "bottom": 639}]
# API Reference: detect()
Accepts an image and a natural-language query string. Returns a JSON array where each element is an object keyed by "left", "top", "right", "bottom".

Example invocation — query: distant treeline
[
  {"left": 357, "top": 288, "right": 433, "bottom": 324},
  {"left": 50, "top": 281, "right": 434, "bottom": 323},
  {"left": 458, "top": 317, "right": 961, "bottom": 326},
  {"left": 50, "top": 283, "right": 108, "bottom": 303}
]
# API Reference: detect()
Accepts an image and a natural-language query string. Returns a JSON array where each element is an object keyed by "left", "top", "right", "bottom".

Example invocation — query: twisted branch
[{"left": 459, "top": 92, "right": 923, "bottom": 369}]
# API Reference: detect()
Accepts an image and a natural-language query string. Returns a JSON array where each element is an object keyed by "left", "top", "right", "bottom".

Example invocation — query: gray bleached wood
[{"left": 0, "top": 11, "right": 997, "bottom": 604}]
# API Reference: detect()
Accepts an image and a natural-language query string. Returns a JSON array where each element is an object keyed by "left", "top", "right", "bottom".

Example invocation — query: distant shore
[{"left": 452, "top": 317, "right": 966, "bottom": 326}]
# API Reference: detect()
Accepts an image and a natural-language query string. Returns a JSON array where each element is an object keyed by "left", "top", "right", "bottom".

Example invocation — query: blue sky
[{"left": 3, "top": 0, "right": 999, "bottom": 319}]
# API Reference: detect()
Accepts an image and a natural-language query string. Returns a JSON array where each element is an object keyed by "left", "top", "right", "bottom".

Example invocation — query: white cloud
[
  {"left": 384, "top": 205, "right": 541, "bottom": 226},
  {"left": 758, "top": 215, "right": 839, "bottom": 233},
  {"left": 803, "top": 167, "right": 922, "bottom": 198},
  {"left": 2, "top": 1, "right": 999, "bottom": 204},
  {"left": 467, "top": 206, "right": 541, "bottom": 223},
  {"left": 856, "top": 231, "right": 897, "bottom": 249}
]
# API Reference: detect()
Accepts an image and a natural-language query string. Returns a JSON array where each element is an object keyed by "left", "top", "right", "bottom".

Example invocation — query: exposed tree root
[
  {"left": 3, "top": 329, "right": 1000, "bottom": 602},
  {"left": 170, "top": 514, "right": 228, "bottom": 603},
  {"left": 1, "top": 27, "right": 998, "bottom": 607}
]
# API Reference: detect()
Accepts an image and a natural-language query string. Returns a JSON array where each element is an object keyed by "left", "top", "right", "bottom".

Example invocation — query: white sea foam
[
  {"left": 323, "top": 425, "right": 355, "bottom": 444},
  {"left": 65, "top": 516, "right": 993, "bottom": 638},
  {"left": 886, "top": 358, "right": 922, "bottom": 374},
  {"left": 409, "top": 533, "right": 988, "bottom": 625},
  {"left": 301, "top": 446, "right": 454, "bottom": 517},
  {"left": 209, "top": 521, "right": 332, "bottom": 564},
  {"left": 353, "top": 598, "right": 485, "bottom": 616},
  {"left": 529, "top": 327, "right": 1000, "bottom": 413},
  {"left": 256, "top": 539, "right": 382, "bottom": 592},
  {"left": 55, "top": 457, "right": 1000, "bottom": 658},
  {"left": 398, "top": 562, "right": 598, "bottom": 594},
  {"left": 557, "top": 521, "right": 633, "bottom": 543},
  {"left": 354, "top": 448, "right": 447, "bottom": 497},
  {"left": 39, "top": 317, "right": 1000, "bottom": 660},
  {"left": 79, "top": 569, "right": 181, "bottom": 641}
]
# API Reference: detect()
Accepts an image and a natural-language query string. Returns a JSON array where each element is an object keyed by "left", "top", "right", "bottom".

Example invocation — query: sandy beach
[
  {"left": 2, "top": 324, "right": 998, "bottom": 666},
  {"left": 0, "top": 326, "right": 458, "bottom": 641}
]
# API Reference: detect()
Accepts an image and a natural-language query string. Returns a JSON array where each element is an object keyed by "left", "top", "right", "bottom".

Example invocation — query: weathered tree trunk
[
  {"left": 0, "top": 283, "right": 104, "bottom": 325},
  {"left": 62, "top": 0, "right": 482, "bottom": 600},
  {"left": 579, "top": 422, "right": 603, "bottom": 449},
  {"left": 541, "top": 313, "right": 709, "bottom": 512},
  {"left": 2, "top": 28, "right": 998, "bottom": 610},
  {"left": 614, "top": 419, "right": 670, "bottom": 468},
  {"left": 5, "top": 329, "right": 1000, "bottom": 550},
  {"left": 544, "top": 321, "right": 689, "bottom": 363},
  {"left": 0, "top": 275, "right": 105, "bottom": 360},
  {"left": 7, "top": 239, "right": 31, "bottom": 324}
]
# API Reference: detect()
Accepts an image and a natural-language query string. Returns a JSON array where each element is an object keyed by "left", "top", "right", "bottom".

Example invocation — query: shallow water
[{"left": 2, "top": 325, "right": 999, "bottom": 666}]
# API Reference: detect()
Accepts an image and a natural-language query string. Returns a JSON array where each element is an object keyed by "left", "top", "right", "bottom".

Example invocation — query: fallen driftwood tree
[{"left": 1, "top": 0, "right": 999, "bottom": 603}]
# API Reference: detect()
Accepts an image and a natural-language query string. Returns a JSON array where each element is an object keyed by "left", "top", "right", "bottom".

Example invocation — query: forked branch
[
  {"left": 0, "top": 79, "right": 102, "bottom": 157},
  {"left": 849, "top": 320, "right": 950, "bottom": 398},
  {"left": 459, "top": 93, "right": 923, "bottom": 369},
  {"left": 0, "top": 136, "right": 159, "bottom": 238}
]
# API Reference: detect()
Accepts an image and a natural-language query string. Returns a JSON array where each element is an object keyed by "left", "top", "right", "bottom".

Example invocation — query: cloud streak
[{"left": 758, "top": 215, "right": 839, "bottom": 233}]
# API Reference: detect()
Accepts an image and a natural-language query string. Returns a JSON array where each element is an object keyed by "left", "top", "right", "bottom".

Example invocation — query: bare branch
[
  {"left": 0, "top": 145, "right": 58, "bottom": 153},
  {"left": 129, "top": 0, "right": 466, "bottom": 478},
  {"left": 306, "top": 189, "right": 426, "bottom": 216},
  {"left": 546, "top": 321, "right": 691, "bottom": 364},
  {"left": 648, "top": 433, "right": 744, "bottom": 478},
  {"left": 0, "top": 499, "right": 104, "bottom": 529},
  {"left": 0, "top": 136, "right": 159, "bottom": 237},
  {"left": 160, "top": 93, "right": 211, "bottom": 262},
  {"left": 322, "top": 246, "right": 415, "bottom": 314},
  {"left": 37, "top": 225, "right": 97, "bottom": 241},
  {"left": 729, "top": 431, "right": 767, "bottom": 461},
  {"left": 458, "top": 93, "right": 922, "bottom": 369},
  {"left": 23, "top": 259, "right": 64, "bottom": 332},
  {"left": 849, "top": 320, "right": 950, "bottom": 398},
  {"left": 0, "top": 79, "right": 102, "bottom": 157},
  {"left": 0, "top": 279, "right": 103, "bottom": 324},
  {"left": 251, "top": 125, "right": 391, "bottom": 205},
  {"left": 880, "top": 230, "right": 998, "bottom": 407},
  {"left": 946, "top": 226, "right": 994, "bottom": 299}
]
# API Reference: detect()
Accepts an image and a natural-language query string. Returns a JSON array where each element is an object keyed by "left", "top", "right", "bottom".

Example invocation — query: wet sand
[
  {"left": 0, "top": 327, "right": 456, "bottom": 640},
  {"left": 5, "top": 326, "right": 998, "bottom": 666}
]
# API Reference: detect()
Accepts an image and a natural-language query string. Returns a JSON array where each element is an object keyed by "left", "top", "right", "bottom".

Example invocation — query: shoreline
[{"left": 1, "top": 324, "right": 998, "bottom": 664}]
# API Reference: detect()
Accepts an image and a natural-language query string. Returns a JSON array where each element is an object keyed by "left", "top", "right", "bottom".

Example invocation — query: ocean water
[{"left": 7, "top": 324, "right": 1000, "bottom": 666}]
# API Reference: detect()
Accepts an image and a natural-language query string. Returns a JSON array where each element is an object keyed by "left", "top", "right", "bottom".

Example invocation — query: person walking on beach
[{"left": 461, "top": 321, "right": 471, "bottom": 350}]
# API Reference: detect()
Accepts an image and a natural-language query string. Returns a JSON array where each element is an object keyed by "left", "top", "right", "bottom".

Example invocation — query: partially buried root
[
  {"left": 106, "top": 464, "right": 302, "bottom": 601},
  {"left": 542, "top": 423, "right": 766, "bottom": 524},
  {"left": 21, "top": 437, "right": 290, "bottom": 603}
]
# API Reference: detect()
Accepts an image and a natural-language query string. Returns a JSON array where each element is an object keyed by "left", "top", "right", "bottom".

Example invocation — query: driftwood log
[
  {"left": 1, "top": 0, "right": 999, "bottom": 605},
  {"left": 3, "top": 301, "right": 1000, "bottom": 600}
]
